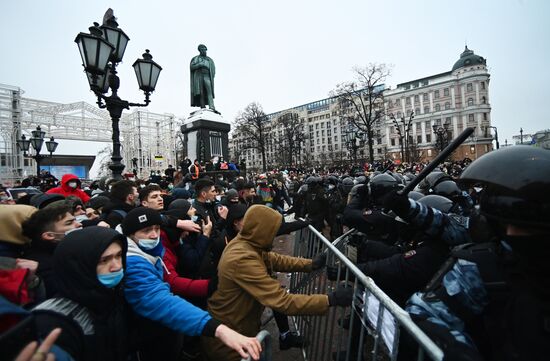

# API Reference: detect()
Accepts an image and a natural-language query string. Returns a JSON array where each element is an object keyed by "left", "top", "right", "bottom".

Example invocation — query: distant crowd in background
[{"left": 0, "top": 146, "right": 548, "bottom": 361}]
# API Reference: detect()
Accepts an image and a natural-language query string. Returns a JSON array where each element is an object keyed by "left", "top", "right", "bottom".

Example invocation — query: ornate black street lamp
[
  {"left": 432, "top": 122, "right": 451, "bottom": 152},
  {"left": 519, "top": 127, "right": 524, "bottom": 145},
  {"left": 345, "top": 130, "right": 365, "bottom": 165},
  {"left": 485, "top": 125, "right": 500, "bottom": 149},
  {"left": 16, "top": 126, "right": 58, "bottom": 176},
  {"left": 75, "top": 9, "right": 162, "bottom": 180}
]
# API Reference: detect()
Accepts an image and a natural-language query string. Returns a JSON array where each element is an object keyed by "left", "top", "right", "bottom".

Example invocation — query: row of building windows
[
  {"left": 389, "top": 81, "right": 486, "bottom": 108},
  {"left": 393, "top": 96, "right": 487, "bottom": 117}
]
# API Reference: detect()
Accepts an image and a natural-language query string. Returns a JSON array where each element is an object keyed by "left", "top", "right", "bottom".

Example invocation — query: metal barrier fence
[
  {"left": 241, "top": 330, "right": 272, "bottom": 361},
  {"left": 289, "top": 226, "right": 444, "bottom": 361}
]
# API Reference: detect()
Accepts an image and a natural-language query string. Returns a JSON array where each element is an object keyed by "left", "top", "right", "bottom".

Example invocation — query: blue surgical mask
[
  {"left": 138, "top": 237, "right": 160, "bottom": 250},
  {"left": 97, "top": 269, "right": 124, "bottom": 288},
  {"left": 191, "top": 215, "right": 199, "bottom": 222}
]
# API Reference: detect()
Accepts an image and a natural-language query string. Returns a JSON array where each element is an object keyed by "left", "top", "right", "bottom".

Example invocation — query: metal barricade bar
[
  {"left": 241, "top": 330, "right": 272, "bottom": 361},
  {"left": 290, "top": 226, "right": 444, "bottom": 361}
]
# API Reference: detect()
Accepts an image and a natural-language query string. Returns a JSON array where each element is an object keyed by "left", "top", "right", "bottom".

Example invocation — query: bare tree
[
  {"left": 233, "top": 102, "right": 271, "bottom": 172},
  {"left": 390, "top": 110, "right": 415, "bottom": 163},
  {"left": 276, "top": 112, "right": 306, "bottom": 167},
  {"left": 96, "top": 145, "right": 114, "bottom": 179},
  {"left": 331, "top": 63, "right": 391, "bottom": 163},
  {"left": 407, "top": 141, "right": 422, "bottom": 163}
]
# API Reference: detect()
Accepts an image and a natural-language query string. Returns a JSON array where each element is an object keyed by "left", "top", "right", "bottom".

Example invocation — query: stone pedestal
[{"left": 180, "top": 109, "right": 231, "bottom": 162}]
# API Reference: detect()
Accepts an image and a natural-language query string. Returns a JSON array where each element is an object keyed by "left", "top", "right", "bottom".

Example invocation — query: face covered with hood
[
  {"left": 237, "top": 205, "right": 282, "bottom": 251},
  {"left": 53, "top": 226, "right": 127, "bottom": 313}
]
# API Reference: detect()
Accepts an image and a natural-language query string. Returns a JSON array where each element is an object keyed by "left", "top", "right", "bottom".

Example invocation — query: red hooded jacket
[
  {"left": 160, "top": 230, "right": 209, "bottom": 298},
  {"left": 46, "top": 173, "right": 90, "bottom": 204}
]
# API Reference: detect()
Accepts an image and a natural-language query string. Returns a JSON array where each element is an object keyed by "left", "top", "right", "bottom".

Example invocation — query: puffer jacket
[
  {"left": 201, "top": 205, "right": 329, "bottom": 361},
  {"left": 46, "top": 173, "right": 90, "bottom": 203},
  {"left": 124, "top": 239, "right": 216, "bottom": 336}
]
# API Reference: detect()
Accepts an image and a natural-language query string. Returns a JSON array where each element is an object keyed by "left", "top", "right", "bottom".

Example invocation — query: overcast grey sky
[{"left": 2, "top": 0, "right": 549, "bottom": 169}]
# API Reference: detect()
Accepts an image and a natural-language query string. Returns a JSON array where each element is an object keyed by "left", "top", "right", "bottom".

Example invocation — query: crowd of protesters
[{"left": 0, "top": 146, "right": 548, "bottom": 361}]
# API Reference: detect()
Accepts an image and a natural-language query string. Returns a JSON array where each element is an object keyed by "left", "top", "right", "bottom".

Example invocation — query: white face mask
[
  {"left": 75, "top": 215, "right": 88, "bottom": 222},
  {"left": 328, "top": 184, "right": 335, "bottom": 190},
  {"left": 50, "top": 227, "right": 82, "bottom": 242},
  {"left": 138, "top": 236, "right": 160, "bottom": 250},
  {"left": 191, "top": 215, "right": 199, "bottom": 222},
  {"left": 215, "top": 195, "right": 222, "bottom": 202},
  {"left": 68, "top": 182, "right": 78, "bottom": 189}
]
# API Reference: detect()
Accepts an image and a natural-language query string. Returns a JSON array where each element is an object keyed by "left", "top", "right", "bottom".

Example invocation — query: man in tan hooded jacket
[{"left": 201, "top": 205, "right": 351, "bottom": 360}]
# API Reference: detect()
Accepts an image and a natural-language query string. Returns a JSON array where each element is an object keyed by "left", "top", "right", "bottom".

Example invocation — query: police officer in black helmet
[
  {"left": 459, "top": 146, "right": 550, "bottom": 360},
  {"left": 404, "top": 146, "right": 550, "bottom": 361}
]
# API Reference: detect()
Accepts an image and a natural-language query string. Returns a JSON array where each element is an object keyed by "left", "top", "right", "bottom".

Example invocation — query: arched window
[
  {"left": 445, "top": 102, "right": 451, "bottom": 110},
  {"left": 468, "top": 98, "right": 474, "bottom": 106},
  {"left": 435, "top": 104, "right": 441, "bottom": 111}
]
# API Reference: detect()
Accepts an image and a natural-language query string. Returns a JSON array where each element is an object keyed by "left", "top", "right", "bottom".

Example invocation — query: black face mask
[{"left": 503, "top": 235, "right": 550, "bottom": 295}]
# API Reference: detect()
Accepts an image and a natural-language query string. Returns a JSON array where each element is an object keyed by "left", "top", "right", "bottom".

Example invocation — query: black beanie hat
[
  {"left": 30, "top": 193, "right": 65, "bottom": 209},
  {"left": 227, "top": 203, "right": 248, "bottom": 225},
  {"left": 168, "top": 199, "right": 192, "bottom": 213},
  {"left": 225, "top": 189, "right": 239, "bottom": 199},
  {"left": 121, "top": 207, "right": 162, "bottom": 236},
  {"left": 86, "top": 195, "right": 110, "bottom": 210}
]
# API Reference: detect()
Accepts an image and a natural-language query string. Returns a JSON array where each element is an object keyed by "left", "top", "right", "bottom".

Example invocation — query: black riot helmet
[
  {"left": 390, "top": 172, "right": 406, "bottom": 186},
  {"left": 418, "top": 194, "right": 454, "bottom": 213},
  {"left": 369, "top": 173, "right": 399, "bottom": 206},
  {"left": 403, "top": 173, "right": 416, "bottom": 184},
  {"left": 355, "top": 175, "right": 368, "bottom": 185},
  {"left": 341, "top": 177, "right": 355, "bottom": 195},
  {"left": 417, "top": 171, "right": 451, "bottom": 193},
  {"left": 408, "top": 191, "right": 424, "bottom": 201},
  {"left": 326, "top": 175, "right": 339, "bottom": 186},
  {"left": 304, "top": 176, "right": 318, "bottom": 186},
  {"left": 459, "top": 146, "right": 550, "bottom": 229},
  {"left": 433, "top": 180, "right": 462, "bottom": 200}
]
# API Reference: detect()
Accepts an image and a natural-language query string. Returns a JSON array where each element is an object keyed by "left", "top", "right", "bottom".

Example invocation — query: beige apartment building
[{"left": 230, "top": 46, "right": 492, "bottom": 170}]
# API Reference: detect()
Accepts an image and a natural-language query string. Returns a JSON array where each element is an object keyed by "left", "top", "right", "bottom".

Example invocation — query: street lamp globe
[
  {"left": 86, "top": 68, "right": 110, "bottom": 94},
  {"left": 74, "top": 22, "right": 114, "bottom": 79},
  {"left": 16, "top": 134, "right": 31, "bottom": 153},
  {"left": 30, "top": 126, "right": 46, "bottom": 152},
  {"left": 31, "top": 126, "right": 46, "bottom": 140},
  {"left": 99, "top": 16, "right": 130, "bottom": 63},
  {"left": 45, "top": 137, "right": 59, "bottom": 154},
  {"left": 132, "top": 49, "right": 163, "bottom": 93}
]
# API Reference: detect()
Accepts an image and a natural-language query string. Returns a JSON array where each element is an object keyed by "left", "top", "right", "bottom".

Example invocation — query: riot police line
[
  {"left": 289, "top": 226, "right": 444, "bottom": 361},
  {"left": 280, "top": 128, "right": 549, "bottom": 361}
]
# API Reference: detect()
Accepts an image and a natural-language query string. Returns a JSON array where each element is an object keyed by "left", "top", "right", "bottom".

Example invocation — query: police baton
[{"left": 399, "top": 127, "right": 474, "bottom": 195}]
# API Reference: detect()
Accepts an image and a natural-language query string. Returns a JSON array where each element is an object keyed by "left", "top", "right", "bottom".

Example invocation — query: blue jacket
[{"left": 124, "top": 238, "right": 212, "bottom": 335}]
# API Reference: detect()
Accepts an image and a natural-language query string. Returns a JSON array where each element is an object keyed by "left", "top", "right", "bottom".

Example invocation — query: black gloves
[
  {"left": 311, "top": 253, "right": 326, "bottom": 270},
  {"left": 382, "top": 190, "right": 412, "bottom": 218},
  {"left": 328, "top": 287, "right": 353, "bottom": 307}
]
